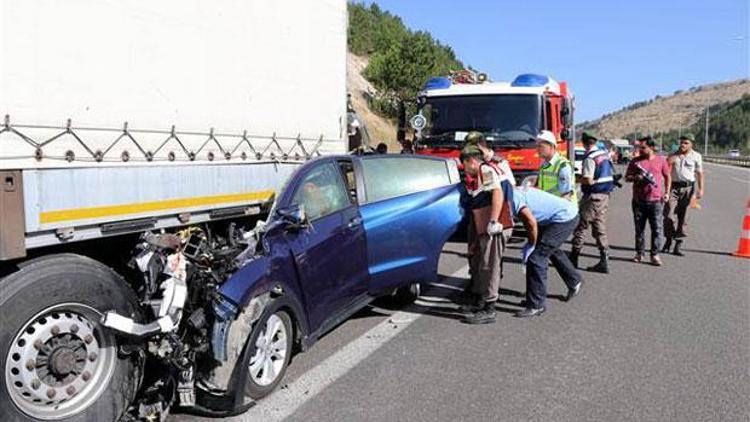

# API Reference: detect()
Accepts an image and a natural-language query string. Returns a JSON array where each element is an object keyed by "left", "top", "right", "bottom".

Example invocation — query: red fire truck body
[{"left": 412, "top": 72, "right": 575, "bottom": 184}]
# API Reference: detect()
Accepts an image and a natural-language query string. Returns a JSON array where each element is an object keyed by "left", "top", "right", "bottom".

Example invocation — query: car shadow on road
[{"left": 348, "top": 305, "right": 393, "bottom": 321}]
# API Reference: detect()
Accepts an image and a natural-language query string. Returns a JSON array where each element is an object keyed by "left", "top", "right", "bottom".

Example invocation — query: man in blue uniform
[
  {"left": 513, "top": 187, "right": 582, "bottom": 317},
  {"left": 570, "top": 132, "right": 616, "bottom": 273}
]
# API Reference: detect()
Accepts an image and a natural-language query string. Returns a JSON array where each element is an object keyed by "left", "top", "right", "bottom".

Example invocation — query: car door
[
  {"left": 284, "top": 161, "right": 367, "bottom": 331},
  {"left": 357, "top": 156, "right": 463, "bottom": 294}
]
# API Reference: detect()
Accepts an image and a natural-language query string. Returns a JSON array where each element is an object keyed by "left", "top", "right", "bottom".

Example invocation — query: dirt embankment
[{"left": 347, "top": 53, "right": 399, "bottom": 151}]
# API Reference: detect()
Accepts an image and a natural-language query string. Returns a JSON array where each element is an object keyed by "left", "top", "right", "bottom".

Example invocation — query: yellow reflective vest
[{"left": 538, "top": 153, "right": 578, "bottom": 203}]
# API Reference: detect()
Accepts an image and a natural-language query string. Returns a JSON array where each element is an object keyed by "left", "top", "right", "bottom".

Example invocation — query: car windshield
[{"left": 421, "top": 94, "right": 542, "bottom": 144}]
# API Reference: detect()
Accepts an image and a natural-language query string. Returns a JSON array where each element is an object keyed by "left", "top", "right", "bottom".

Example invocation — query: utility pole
[{"left": 704, "top": 106, "right": 709, "bottom": 156}]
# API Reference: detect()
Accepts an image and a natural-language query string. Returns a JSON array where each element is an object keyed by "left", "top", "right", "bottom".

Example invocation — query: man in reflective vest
[
  {"left": 535, "top": 130, "right": 577, "bottom": 203},
  {"left": 570, "top": 132, "right": 616, "bottom": 273}
]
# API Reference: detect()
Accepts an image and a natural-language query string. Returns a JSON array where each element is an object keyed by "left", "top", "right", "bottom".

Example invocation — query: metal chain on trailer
[{"left": 0, "top": 115, "right": 328, "bottom": 163}]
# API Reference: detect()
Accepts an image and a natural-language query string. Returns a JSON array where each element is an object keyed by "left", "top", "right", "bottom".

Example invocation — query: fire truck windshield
[{"left": 421, "top": 94, "right": 542, "bottom": 145}]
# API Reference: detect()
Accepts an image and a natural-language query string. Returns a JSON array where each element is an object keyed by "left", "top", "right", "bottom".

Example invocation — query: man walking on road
[
  {"left": 625, "top": 136, "right": 671, "bottom": 266},
  {"left": 535, "top": 130, "right": 577, "bottom": 202},
  {"left": 662, "top": 133, "right": 704, "bottom": 256},
  {"left": 459, "top": 145, "right": 514, "bottom": 324},
  {"left": 513, "top": 186, "right": 582, "bottom": 318},
  {"left": 570, "top": 132, "right": 616, "bottom": 273}
]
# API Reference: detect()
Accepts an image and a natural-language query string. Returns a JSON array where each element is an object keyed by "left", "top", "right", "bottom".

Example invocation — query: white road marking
[{"left": 228, "top": 265, "right": 469, "bottom": 422}]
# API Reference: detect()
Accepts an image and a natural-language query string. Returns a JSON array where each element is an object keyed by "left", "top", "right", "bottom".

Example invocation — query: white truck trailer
[{"left": 0, "top": 1, "right": 346, "bottom": 420}]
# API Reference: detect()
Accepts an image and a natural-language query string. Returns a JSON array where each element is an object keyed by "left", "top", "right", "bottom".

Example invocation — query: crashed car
[{"left": 96, "top": 154, "right": 464, "bottom": 418}]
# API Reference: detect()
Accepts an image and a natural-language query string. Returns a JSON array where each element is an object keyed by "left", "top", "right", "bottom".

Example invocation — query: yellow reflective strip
[{"left": 40, "top": 190, "right": 275, "bottom": 224}]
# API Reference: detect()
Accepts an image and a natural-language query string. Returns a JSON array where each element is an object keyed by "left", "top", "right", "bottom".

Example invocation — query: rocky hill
[
  {"left": 579, "top": 79, "right": 750, "bottom": 139},
  {"left": 347, "top": 52, "right": 399, "bottom": 150}
]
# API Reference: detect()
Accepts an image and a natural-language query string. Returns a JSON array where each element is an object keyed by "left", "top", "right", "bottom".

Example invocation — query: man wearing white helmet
[{"left": 535, "top": 130, "right": 577, "bottom": 204}]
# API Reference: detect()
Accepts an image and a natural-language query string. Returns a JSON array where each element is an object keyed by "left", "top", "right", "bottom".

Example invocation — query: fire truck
[{"left": 409, "top": 71, "right": 576, "bottom": 185}]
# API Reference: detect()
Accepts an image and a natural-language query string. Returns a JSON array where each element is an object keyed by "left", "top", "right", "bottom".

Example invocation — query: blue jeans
[
  {"left": 526, "top": 216, "right": 582, "bottom": 309},
  {"left": 632, "top": 200, "right": 664, "bottom": 256}
]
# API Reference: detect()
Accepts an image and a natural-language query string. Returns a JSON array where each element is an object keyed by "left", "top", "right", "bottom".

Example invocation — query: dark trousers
[
  {"left": 632, "top": 200, "right": 664, "bottom": 256},
  {"left": 526, "top": 216, "right": 581, "bottom": 309}
]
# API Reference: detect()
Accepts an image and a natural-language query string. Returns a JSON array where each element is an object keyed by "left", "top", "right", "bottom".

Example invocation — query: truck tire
[
  {"left": 239, "top": 302, "right": 293, "bottom": 400},
  {"left": 0, "top": 254, "right": 142, "bottom": 422}
]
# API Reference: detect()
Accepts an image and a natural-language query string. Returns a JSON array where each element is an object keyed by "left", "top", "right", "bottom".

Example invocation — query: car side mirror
[{"left": 275, "top": 204, "right": 308, "bottom": 231}]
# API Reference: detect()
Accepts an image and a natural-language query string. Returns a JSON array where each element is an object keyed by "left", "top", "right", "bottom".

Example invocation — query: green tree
[{"left": 348, "top": 2, "right": 463, "bottom": 117}]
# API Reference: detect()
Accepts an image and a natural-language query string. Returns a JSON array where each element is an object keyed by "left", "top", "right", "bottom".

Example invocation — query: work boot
[
  {"left": 462, "top": 301, "right": 497, "bottom": 324},
  {"left": 673, "top": 240, "right": 684, "bottom": 256},
  {"left": 569, "top": 249, "right": 581, "bottom": 269},
  {"left": 587, "top": 250, "right": 609, "bottom": 273},
  {"left": 458, "top": 295, "right": 483, "bottom": 314}
]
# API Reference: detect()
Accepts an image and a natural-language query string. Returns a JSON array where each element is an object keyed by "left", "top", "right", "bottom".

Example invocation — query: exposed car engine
[{"left": 107, "top": 223, "right": 260, "bottom": 421}]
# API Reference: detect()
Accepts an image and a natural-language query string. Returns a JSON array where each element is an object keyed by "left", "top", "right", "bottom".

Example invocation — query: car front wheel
[{"left": 242, "top": 306, "right": 293, "bottom": 400}]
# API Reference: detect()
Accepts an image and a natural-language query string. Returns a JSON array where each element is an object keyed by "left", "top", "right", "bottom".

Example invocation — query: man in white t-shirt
[{"left": 662, "top": 133, "right": 704, "bottom": 256}]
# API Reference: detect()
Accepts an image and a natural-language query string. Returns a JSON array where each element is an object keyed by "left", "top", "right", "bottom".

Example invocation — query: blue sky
[{"left": 362, "top": 0, "right": 749, "bottom": 122}]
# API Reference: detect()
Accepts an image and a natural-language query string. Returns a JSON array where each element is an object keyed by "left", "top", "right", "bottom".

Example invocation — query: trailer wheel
[
  {"left": 240, "top": 302, "right": 293, "bottom": 400},
  {"left": 0, "top": 254, "right": 141, "bottom": 422}
]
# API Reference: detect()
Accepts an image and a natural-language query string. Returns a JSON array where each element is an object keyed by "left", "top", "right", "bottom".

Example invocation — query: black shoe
[
  {"left": 462, "top": 303, "right": 497, "bottom": 324},
  {"left": 514, "top": 307, "right": 545, "bottom": 318},
  {"left": 661, "top": 240, "right": 672, "bottom": 254},
  {"left": 587, "top": 251, "right": 609, "bottom": 273},
  {"left": 459, "top": 301, "right": 483, "bottom": 314},
  {"left": 673, "top": 240, "right": 684, "bottom": 256},
  {"left": 566, "top": 281, "right": 582, "bottom": 302}
]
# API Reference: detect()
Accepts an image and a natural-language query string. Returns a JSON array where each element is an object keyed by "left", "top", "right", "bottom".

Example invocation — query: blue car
[{"left": 202, "top": 154, "right": 464, "bottom": 407}]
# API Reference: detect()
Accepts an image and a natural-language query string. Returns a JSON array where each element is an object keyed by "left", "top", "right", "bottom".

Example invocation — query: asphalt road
[{"left": 179, "top": 162, "right": 750, "bottom": 422}]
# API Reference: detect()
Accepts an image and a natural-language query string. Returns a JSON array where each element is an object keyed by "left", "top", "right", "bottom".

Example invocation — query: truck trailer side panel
[{"left": 0, "top": 0, "right": 348, "bottom": 256}]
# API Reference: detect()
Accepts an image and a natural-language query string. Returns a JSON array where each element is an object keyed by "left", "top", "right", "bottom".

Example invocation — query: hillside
[
  {"left": 579, "top": 79, "right": 750, "bottom": 140},
  {"left": 347, "top": 52, "right": 398, "bottom": 150},
  {"left": 346, "top": 2, "right": 463, "bottom": 151}
]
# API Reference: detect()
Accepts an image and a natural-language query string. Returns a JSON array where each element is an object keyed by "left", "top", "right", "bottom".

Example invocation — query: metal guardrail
[{"left": 703, "top": 154, "right": 750, "bottom": 168}]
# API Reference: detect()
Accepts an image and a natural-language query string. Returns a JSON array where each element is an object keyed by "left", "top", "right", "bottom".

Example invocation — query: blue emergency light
[
  {"left": 511, "top": 74, "right": 550, "bottom": 87},
  {"left": 423, "top": 77, "right": 451, "bottom": 90}
]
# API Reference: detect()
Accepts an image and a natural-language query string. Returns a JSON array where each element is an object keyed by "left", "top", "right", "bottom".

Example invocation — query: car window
[
  {"left": 361, "top": 157, "right": 451, "bottom": 203},
  {"left": 291, "top": 163, "right": 351, "bottom": 221}
]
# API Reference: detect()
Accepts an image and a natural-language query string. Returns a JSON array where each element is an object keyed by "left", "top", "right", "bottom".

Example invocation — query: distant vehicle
[
  {"left": 616, "top": 145, "right": 634, "bottom": 163},
  {"left": 728, "top": 149, "right": 741, "bottom": 157}
]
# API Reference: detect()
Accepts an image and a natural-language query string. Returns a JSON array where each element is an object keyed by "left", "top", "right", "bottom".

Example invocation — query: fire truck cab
[{"left": 410, "top": 72, "right": 575, "bottom": 184}]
